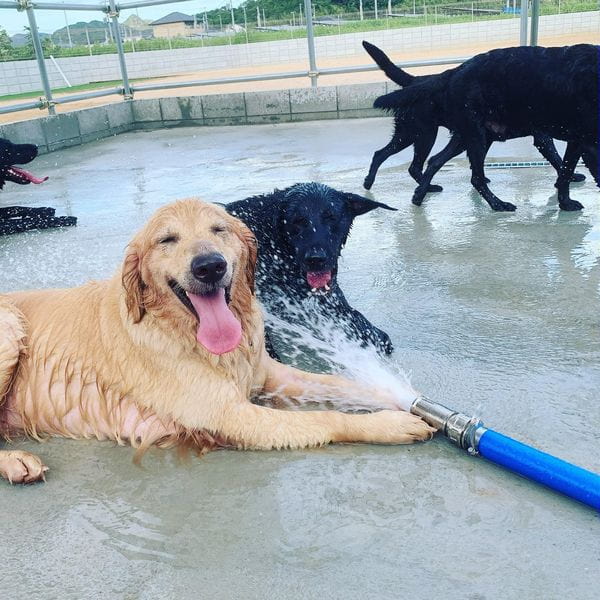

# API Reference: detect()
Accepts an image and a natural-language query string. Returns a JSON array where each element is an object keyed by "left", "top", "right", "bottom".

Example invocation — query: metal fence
[{"left": 0, "top": 0, "right": 546, "bottom": 118}]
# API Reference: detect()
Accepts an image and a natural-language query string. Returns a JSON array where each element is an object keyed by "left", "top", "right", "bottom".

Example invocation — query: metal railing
[{"left": 0, "top": 0, "right": 544, "bottom": 119}]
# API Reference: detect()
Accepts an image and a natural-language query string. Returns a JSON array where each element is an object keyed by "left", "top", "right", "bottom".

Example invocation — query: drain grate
[
  {"left": 485, "top": 160, "right": 584, "bottom": 169},
  {"left": 485, "top": 160, "right": 551, "bottom": 169}
]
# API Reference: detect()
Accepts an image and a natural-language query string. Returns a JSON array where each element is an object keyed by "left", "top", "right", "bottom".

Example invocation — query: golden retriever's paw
[
  {"left": 367, "top": 410, "right": 437, "bottom": 444},
  {"left": 0, "top": 450, "right": 48, "bottom": 484}
]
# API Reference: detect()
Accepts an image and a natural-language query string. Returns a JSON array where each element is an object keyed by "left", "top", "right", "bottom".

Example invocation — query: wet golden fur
[{"left": 0, "top": 199, "right": 433, "bottom": 484}]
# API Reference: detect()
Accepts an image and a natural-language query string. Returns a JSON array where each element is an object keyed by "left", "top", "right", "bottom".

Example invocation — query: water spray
[
  {"left": 409, "top": 396, "right": 600, "bottom": 511},
  {"left": 264, "top": 306, "right": 600, "bottom": 511}
]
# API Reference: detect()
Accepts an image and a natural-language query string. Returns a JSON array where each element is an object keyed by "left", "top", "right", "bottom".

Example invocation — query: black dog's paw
[
  {"left": 559, "top": 199, "right": 584, "bottom": 211},
  {"left": 363, "top": 177, "right": 373, "bottom": 190},
  {"left": 371, "top": 329, "right": 394, "bottom": 356},
  {"left": 491, "top": 201, "right": 517, "bottom": 212},
  {"left": 427, "top": 184, "right": 443, "bottom": 193},
  {"left": 571, "top": 172, "right": 586, "bottom": 183}
]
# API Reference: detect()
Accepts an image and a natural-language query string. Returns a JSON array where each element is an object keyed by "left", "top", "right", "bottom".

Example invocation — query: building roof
[{"left": 150, "top": 12, "right": 195, "bottom": 26}]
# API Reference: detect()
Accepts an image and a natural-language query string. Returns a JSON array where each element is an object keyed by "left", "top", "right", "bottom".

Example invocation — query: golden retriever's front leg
[
  {"left": 0, "top": 450, "right": 47, "bottom": 484},
  {"left": 217, "top": 401, "right": 433, "bottom": 450},
  {"left": 213, "top": 355, "right": 435, "bottom": 450},
  {"left": 262, "top": 356, "right": 409, "bottom": 412}
]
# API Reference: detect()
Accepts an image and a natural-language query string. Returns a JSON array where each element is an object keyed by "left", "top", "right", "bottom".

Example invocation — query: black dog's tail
[{"left": 362, "top": 40, "right": 415, "bottom": 87}]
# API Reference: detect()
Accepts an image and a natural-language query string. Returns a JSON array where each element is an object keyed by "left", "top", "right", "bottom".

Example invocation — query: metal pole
[
  {"left": 24, "top": 2, "right": 55, "bottom": 116},
  {"left": 243, "top": 6, "right": 248, "bottom": 43},
  {"left": 303, "top": 0, "right": 318, "bottom": 87},
  {"left": 410, "top": 396, "right": 600, "bottom": 511},
  {"left": 63, "top": 9, "right": 72, "bottom": 47},
  {"left": 529, "top": 0, "right": 540, "bottom": 46},
  {"left": 375, "top": 0, "right": 378, "bottom": 20},
  {"left": 85, "top": 25, "right": 92, "bottom": 56},
  {"left": 519, "top": 0, "right": 528, "bottom": 45},
  {"left": 107, "top": 0, "right": 132, "bottom": 98},
  {"left": 49, "top": 55, "right": 71, "bottom": 87}
]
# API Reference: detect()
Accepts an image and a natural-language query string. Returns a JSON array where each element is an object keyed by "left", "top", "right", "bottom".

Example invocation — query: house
[{"left": 149, "top": 12, "right": 202, "bottom": 39}]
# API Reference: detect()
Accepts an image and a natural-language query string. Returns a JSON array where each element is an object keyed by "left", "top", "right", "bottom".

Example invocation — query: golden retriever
[{"left": 0, "top": 199, "right": 434, "bottom": 484}]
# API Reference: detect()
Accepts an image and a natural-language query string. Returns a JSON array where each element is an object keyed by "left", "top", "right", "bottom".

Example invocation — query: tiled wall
[{"left": 0, "top": 83, "right": 392, "bottom": 153}]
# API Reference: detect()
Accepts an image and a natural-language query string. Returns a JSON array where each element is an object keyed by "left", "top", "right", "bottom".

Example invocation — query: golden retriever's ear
[
  {"left": 234, "top": 221, "right": 258, "bottom": 294},
  {"left": 122, "top": 244, "right": 145, "bottom": 323}
]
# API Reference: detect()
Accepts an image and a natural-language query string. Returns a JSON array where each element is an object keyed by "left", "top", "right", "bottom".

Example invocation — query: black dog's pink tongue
[
  {"left": 307, "top": 271, "right": 332, "bottom": 289},
  {"left": 9, "top": 166, "right": 48, "bottom": 185},
  {"left": 186, "top": 289, "right": 242, "bottom": 355}
]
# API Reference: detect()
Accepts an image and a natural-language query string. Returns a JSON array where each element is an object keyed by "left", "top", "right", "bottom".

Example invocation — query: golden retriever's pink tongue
[{"left": 187, "top": 289, "right": 242, "bottom": 355}]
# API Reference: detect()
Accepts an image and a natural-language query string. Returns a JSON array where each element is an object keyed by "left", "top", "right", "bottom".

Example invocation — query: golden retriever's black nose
[{"left": 191, "top": 253, "right": 227, "bottom": 284}]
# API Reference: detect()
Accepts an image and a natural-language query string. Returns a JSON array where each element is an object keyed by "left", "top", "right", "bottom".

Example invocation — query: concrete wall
[
  {"left": 1, "top": 11, "right": 598, "bottom": 95},
  {"left": 0, "top": 83, "right": 393, "bottom": 153}
]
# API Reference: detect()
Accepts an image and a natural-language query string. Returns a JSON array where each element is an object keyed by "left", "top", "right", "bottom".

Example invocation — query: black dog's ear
[{"left": 343, "top": 193, "right": 397, "bottom": 216}]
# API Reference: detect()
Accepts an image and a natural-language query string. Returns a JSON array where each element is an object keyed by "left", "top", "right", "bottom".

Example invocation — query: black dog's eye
[
  {"left": 159, "top": 234, "right": 179, "bottom": 244},
  {"left": 292, "top": 216, "right": 309, "bottom": 228},
  {"left": 323, "top": 211, "right": 335, "bottom": 222}
]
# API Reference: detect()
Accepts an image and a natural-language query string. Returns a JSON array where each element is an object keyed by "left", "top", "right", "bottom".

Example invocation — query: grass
[
  {"left": 0, "top": 80, "right": 129, "bottom": 102},
  {"left": 1, "top": 1, "right": 597, "bottom": 63}
]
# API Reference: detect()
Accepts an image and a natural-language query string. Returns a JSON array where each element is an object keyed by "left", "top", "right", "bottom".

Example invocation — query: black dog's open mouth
[
  {"left": 0, "top": 166, "right": 48, "bottom": 186},
  {"left": 306, "top": 270, "right": 336, "bottom": 295}
]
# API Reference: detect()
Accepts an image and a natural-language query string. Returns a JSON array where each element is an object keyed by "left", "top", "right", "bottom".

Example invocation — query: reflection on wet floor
[{"left": 1, "top": 119, "right": 599, "bottom": 600}]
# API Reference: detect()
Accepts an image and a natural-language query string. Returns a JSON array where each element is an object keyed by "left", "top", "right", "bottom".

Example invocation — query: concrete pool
[{"left": 1, "top": 118, "right": 599, "bottom": 599}]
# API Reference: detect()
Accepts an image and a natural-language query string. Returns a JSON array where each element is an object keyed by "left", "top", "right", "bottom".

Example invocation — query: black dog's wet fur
[
  {"left": 364, "top": 42, "right": 599, "bottom": 211},
  {"left": 0, "top": 138, "right": 76, "bottom": 236},
  {"left": 227, "top": 183, "right": 396, "bottom": 358}
]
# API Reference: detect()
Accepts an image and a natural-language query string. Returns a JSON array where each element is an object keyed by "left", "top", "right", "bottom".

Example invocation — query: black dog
[
  {"left": 226, "top": 183, "right": 395, "bottom": 357},
  {"left": 363, "top": 42, "right": 595, "bottom": 210},
  {"left": 0, "top": 138, "right": 76, "bottom": 235}
]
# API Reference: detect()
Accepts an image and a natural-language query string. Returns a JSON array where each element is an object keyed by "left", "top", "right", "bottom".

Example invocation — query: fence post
[
  {"left": 519, "top": 0, "right": 529, "bottom": 45},
  {"left": 106, "top": 0, "right": 132, "bottom": 99},
  {"left": 529, "top": 0, "right": 540, "bottom": 45},
  {"left": 20, "top": 0, "right": 55, "bottom": 116},
  {"left": 303, "top": 0, "right": 318, "bottom": 87}
]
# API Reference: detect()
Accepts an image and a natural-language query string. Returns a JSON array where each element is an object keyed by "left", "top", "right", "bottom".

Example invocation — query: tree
[{"left": 0, "top": 27, "right": 13, "bottom": 60}]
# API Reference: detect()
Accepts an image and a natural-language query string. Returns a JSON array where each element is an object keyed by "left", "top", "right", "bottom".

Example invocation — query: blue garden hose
[{"left": 410, "top": 396, "right": 600, "bottom": 511}]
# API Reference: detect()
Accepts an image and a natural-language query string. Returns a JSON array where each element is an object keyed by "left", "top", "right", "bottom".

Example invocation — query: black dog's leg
[
  {"left": 330, "top": 289, "right": 393, "bottom": 355},
  {"left": 412, "top": 135, "right": 465, "bottom": 206},
  {"left": 409, "top": 129, "right": 443, "bottom": 193},
  {"left": 264, "top": 327, "right": 282, "bottom": 361},
  {"left": 532, "top": 133, "right": 586, "bottom": 183},
  {"left": 364, "top": 138, "right": 412, "bottom": 190},
  {"left": 0, "top": 206, "right": 55, "bottom": 219},
  {"left": 0, "top": 214, "right": 77, "bottom": 236},
  {"left": 463, "top": 128, "right": 516, "bottom": 211},
  {"left": 346, "top": 308, "right": 393, "bottom": 355},
  {"left": 581, "top": 145, "right": 598, "bottom": 186},
  {"left": 555, "top": 141, "right": 584, "bottom": 211}
]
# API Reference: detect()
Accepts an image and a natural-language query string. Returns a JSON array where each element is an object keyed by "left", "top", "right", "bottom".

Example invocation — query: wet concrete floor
[{"left": 1, "top": 118, "right": 599, "bottom": 599}]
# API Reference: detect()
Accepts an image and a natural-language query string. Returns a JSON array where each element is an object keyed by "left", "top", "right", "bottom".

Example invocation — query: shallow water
[{"left": 1, "top": 119, "right": 599, "bottom": 599}]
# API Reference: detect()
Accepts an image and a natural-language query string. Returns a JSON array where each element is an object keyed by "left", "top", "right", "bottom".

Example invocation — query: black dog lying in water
[
  {"left": 227, "top": 183, "right": 396, "bottom": 357},
  {"left": 0, "top": 138, "right": 76, "bottom": 235}
]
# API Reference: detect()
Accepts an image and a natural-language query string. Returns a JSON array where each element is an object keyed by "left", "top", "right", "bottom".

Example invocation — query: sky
[{"left": 0, "top": 0, "right": 241, "bottom": 36}]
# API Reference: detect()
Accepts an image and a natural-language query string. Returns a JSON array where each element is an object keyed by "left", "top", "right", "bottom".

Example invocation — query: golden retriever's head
[{"left": 121, "top": 199, "right": 257, "bottom": 355}]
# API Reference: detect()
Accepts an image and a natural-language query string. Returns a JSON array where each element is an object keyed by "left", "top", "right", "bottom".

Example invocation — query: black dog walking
[
  {"left": 227, "top": 183, "right": 396, "bottom": 357},
  {"left": 0, "top": 138, "right": 76, "bottom": 235},
  {"left": 363, "top": 41, "right": 596, "bottom": 210}
]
